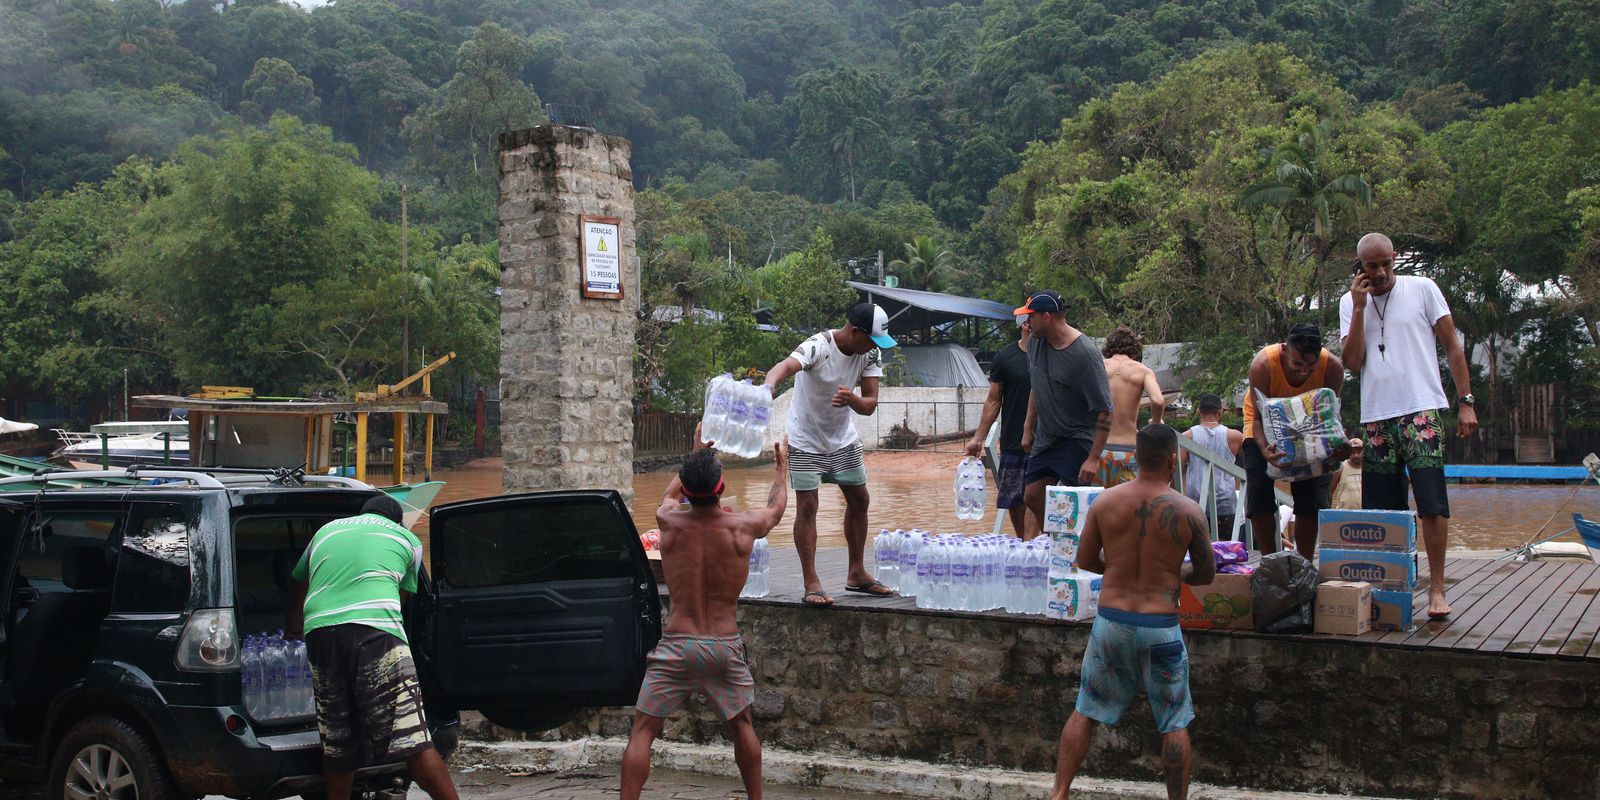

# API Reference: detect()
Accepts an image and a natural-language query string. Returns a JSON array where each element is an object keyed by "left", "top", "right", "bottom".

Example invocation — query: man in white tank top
[{"left": 1183, "top": 394, "right": 1243, "bottom": 539}]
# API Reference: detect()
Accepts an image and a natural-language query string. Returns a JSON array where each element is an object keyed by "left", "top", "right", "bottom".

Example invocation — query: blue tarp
[{"left": 847, "top": 281, "right": 1016, "bottom": 332}]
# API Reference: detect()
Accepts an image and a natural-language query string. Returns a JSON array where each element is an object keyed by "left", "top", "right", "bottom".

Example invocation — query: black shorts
[
  {"left": 1025, "top": 439, "right": 1090, "bottom": 486},
  {"left": 1240, "top": 440, "right": 1332, "bottom": 518},
  {"left": 306, "top": 624, "right": 433, "bottom": 772},
  {"left": 1363, "top": 467, "right": 1451, "bottom": 517}
]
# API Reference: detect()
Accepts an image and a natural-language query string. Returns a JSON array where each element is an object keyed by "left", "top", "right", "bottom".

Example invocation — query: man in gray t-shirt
[{"left": 1015, "top": 291, "right": 1113, "bottom": 539}]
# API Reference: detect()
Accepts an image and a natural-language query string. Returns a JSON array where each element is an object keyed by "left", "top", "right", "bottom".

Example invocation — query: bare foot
[{"left": 1427, "top": 589, "right": 1452, "bottom": 619}]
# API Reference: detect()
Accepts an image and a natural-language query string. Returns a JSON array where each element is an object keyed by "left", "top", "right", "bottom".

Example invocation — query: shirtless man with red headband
[{"left": 620, "top": 429, "right": 789, "bottom": 800}]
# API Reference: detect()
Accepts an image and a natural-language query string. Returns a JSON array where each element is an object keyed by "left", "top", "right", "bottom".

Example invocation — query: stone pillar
[{"left": 497, "top": 125, "right": 637, "bottom": 500}]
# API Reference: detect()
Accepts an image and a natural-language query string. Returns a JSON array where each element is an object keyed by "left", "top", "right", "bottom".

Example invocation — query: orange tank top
[{"left": 1241, "top": 343, "right": 1330, "bottom": 434}]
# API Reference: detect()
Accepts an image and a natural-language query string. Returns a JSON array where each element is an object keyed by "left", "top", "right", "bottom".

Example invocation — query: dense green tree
[
  {"left": 240, "top": 57, "right": 320, "bottom": 124},
  {"left": 791, "top": 67, "right": 889, "bottom": 203},
  {"left": 404, "top": 23, "right": 545, "bottom": 185}
]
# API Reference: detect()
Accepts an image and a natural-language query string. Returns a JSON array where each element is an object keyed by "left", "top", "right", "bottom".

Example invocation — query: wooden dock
[{"left": 741, "top": 546, "right": 1600, "bottom": 661}]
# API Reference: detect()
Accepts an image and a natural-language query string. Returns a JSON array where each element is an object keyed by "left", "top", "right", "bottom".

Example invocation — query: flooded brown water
[{"left": 415, "top": 454, "right": 1600, "bottom": 553}]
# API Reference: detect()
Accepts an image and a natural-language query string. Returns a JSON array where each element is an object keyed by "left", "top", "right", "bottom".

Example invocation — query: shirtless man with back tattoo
[{"left": 1052, "top": 423, "right": 1215, "bottom": 800}]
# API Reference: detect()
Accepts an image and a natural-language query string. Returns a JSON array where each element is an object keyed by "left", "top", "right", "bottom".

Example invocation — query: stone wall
[
  {"left": 497, "top": 125, "right": 636, "bottom": 501},
  {"left": 502, "top": 602, "right": 1600, "bottom": 799}
]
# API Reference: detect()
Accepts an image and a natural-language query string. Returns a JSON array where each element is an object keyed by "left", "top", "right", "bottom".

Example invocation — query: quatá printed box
[
  {"left": 1317, "top": 509, "right": 1418, "bottom": 552},
  {"left": 1318, "top": 548, "right": 1417, "bottom": 593},
  {"left": 1044, "top": 486, "right": 1102, "bottom": 534},
  {"left": 1314, "top": 580, "right": 1372, "bottom": 636},
  {"left": 1049, "top": 531, "right": 1081, "bottom": 572},
  {"left": 1370, "top": 589, "right": 1415, "bottom": 632},
  {"left": 1177, "top": 572, "right": 1253, "bottom": 630},
  {"left": 1046, "top": 571, "right": 1101, "bottom": 621}
]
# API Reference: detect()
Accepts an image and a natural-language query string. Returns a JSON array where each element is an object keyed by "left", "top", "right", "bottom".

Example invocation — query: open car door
[{"left": 424, "top": 490, "right": 661, "bottom": 729}]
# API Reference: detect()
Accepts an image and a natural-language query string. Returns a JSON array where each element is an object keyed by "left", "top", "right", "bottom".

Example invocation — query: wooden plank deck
[{"left": 735, "top": 547, "right": 1600, "bottom": 662}]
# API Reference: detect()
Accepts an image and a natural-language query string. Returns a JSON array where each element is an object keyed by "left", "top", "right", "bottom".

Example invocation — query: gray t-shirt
[{"left": 1027, "top": 334, "right": 1113, "bottom": 452}]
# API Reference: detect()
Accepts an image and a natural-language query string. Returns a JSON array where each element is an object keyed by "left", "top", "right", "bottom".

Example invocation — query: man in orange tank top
[{"left": 1241, "top": 323, "right": 1344, "bottom": 558}]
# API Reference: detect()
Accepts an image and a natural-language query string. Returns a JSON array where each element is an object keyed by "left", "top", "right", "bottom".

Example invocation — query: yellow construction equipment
[
  {"left": 190, "top": 386, "right": 255, "bottom": 400},
  {"left": 355, "top": 352, "right": 455, "bottom": 402}
]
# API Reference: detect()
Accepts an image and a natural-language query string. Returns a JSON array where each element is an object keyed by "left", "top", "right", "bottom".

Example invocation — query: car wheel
[
  {"left": 49, "top": 716, "right": 178, "bottom": 800},
  {"left": 480, "top": 706, "right": 578, "bottom": 731}
]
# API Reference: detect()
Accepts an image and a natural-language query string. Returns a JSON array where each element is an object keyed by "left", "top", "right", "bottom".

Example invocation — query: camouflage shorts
[{"left": 306, "top": 624, "right": 432, "bottom": 772}]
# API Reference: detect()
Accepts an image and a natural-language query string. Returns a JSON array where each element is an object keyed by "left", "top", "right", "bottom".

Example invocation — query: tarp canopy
[
  {"left": 848, "top": 281, "right": 1015, "bottom": 332},
  {"left": 893, "top": 343, "right": 989, "bottom": 387}
]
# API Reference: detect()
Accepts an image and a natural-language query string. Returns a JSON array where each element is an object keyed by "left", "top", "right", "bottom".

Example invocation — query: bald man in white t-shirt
[{"left": 1339, "top": 232, "right": 1477, "bottom": 619}]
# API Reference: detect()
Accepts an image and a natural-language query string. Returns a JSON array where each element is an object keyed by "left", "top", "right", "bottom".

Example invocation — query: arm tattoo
[
  {"left": 766, "top": 479, "right": 784, "bottom": 508},
  {"left": 1095, "top": 414, "right": 1111, "bottom": 433}
]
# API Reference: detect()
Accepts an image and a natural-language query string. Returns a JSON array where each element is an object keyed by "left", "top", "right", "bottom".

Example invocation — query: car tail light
[
  {"left": 177, "top": 608, "right": 239, "bottom": 672},
  {"left": 225, "top": 714, "right": 248, "bottom": 735}
]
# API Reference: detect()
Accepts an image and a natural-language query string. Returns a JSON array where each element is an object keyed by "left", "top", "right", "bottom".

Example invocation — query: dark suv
[{"left": 0, "top": 468, "right": 662, "bottom": 800}]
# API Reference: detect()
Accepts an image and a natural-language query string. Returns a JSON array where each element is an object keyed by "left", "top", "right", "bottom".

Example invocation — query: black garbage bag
[{"left": 1250, "top": 550, "right": 1319, "bottom": 634}]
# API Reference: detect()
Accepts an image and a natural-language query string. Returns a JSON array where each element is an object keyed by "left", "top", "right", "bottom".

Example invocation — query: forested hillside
[{"left": 1, "top": 0, "right": 1597, "bottom": 416}]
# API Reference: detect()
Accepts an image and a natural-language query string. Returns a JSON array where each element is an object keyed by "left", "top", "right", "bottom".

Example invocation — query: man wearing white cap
[{"left": 763, "top": 301, "right": 896, "bottom": 607}]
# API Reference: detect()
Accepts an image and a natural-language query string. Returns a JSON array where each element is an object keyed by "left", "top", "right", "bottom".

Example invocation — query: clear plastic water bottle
[
  {"left": 701, "top": 373, "right": 732, "bottom": 444},
  {"left": 292, "top": 638, "right": 313, "bottom": 715},
  {"left": 741, "top": 541, "right": 759, "bottom": 598},
  {"left": 873, "top": 530, "right": 894, "bottom": 591},
  {"left": 241, "top": 634, "right": 260, "bottom": 714},
  {"left": 901, "top": 531, "right": 922, "bottom": 597},
  {"left": 1030, "top": 541, "right": 1050, "bottom": 614},
  {"left": 949, "top": 538, "right": 971, "bottom": 611},
  {"left": 741, "top": 384, "right": 772, "bottom": 458},
  {"left": 754, "top": 538, "right": 770, "bottom": 597},
  {"left": 264, "top": 632, "right": 287, "bottom": 719},
  {"left": 1003, "top": 540, "right": 1021, "bottom": 612},
  {"left": 718, "top": 380, "right": 751, "bottom": 457}
]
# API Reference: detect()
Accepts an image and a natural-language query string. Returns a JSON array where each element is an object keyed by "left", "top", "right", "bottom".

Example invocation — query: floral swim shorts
[
  {"left": 634, "top": 633, "right": 755, "bottom": 720},
  {"left": 1097, "top": 449, "right": 1139, "bottom": 488}
]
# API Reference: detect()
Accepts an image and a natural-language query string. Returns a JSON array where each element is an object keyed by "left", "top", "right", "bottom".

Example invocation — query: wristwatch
[{"left": 1458, "top": 394, "right": 1476, "bottom": 407}]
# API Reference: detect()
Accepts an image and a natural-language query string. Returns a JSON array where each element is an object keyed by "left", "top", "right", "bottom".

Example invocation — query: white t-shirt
[
  {"left": 784, "top": 331, "right": 884, "bottom": 454},
  {"left": 1338, "top": 275, "right": 1451, "bottom": 423}
]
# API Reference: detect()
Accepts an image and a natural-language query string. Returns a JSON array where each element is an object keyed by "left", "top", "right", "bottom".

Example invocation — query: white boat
[{"left": 55, "top": 421, "right": 190, "bottom": 469}]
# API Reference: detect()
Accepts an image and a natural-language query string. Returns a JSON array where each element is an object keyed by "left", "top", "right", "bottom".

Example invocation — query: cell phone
[{"left": 1351, "top": 260, "right": 1363, "bottom": 275}]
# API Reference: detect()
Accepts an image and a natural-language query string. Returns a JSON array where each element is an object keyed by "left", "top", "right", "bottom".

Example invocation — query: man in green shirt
[{"left": 290, "top": 495, "right": 458, "bottom": 800}]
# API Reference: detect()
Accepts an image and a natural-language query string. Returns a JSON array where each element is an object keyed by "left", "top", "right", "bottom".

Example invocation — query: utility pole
[
  {"left": 400, "top": 187, "right": 410, "bottom": 378},
  {"left": 123, "top": 368, "right": 129, "bottom": 420},
  {"left": 877, "top": 249, "right": 884, "bottom": 286}
]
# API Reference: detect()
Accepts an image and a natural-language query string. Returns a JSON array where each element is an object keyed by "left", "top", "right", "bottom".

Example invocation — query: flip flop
[
  {"left": 802, "top": 590, "right": 835, "bottom": 608},
  {"left": 844, "top": 580, "right": 894, "bottom": 597}
]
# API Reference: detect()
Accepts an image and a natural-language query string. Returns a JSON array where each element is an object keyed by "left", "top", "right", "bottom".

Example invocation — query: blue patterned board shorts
[
  {"left": 635, "top": 633, "right": 756, "bottom": 720},
  {"left": 1074, "top": 607, "right": 1194, "bottom": 734}
]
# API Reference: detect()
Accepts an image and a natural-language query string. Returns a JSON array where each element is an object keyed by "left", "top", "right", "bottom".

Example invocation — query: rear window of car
[
  {"left": 111, "top": 503, "right": 192, "bottom": 613},
  {"left": 436, "top": 499, "right": 636, "bottom": 588}
]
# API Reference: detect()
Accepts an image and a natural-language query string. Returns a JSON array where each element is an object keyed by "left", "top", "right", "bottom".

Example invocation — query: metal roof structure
[{"left": 847, "top": 281, "right": 1015, "bottom": 332}]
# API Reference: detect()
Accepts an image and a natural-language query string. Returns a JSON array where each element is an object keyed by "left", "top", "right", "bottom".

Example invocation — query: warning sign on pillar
[{"left": 580, "top": 215, "right": 623, "bottom": 299}]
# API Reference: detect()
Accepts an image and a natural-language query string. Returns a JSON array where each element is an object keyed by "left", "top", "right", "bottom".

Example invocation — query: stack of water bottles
[
  {"left": 241, "top": 631, "right": 315, "bottom": 722},
  {"left": 952, "top": 457, "right": 987, "bottom": 521},
  {"left": 699, "top": 374, "right": 773, "bottom": 458},
  {"left": 739, "top": 538, "right": 771, "bottom": 598},
  {"left": 872, "top": 528, "right": 1051, "bottom": 614}
]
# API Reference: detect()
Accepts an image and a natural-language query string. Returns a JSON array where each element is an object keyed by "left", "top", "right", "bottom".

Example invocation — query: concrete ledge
[{"left": 451, "top": 737, "right": 1403, "bottom": 800}]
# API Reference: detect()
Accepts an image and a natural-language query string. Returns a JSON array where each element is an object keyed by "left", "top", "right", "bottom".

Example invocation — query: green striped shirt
[{"left": 292, "top": 513, "right": 422, "bottom": 642}]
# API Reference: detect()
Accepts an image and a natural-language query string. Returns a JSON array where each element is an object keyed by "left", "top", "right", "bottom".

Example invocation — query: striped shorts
[
  {"left": 635, "top": 633, "right": 756, "bottom": 721},
  {"left": 306, "top": 624, "right": 432, "bottom": 771},
  {"left": 788, "top": 442, "right": 867, "bottom": 491}
]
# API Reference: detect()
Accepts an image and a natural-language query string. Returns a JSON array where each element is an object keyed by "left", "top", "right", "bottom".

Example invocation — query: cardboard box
[
  {"left": 1178, "top": 572, "right": 1253, "bottom": 630},
  {"left": 1046, "top": 571, "right": 1101, "bottom": 621},
  {"left": 1318, "top": 548, "right": 1417, "bottom": 592},
  {"left": 1314, "top": 580, "right": 1373, "bottom": 635},
  {"left": 1371, "top": 589, "right": 1415, "bottom": 632},
  {"left": 1044, "top": 486, "right": 1102, "bottom": 534},
  {"left": 1317, "top": 509, "right": 1418, "bottom": 552},
  {"left": 646, "top": 550, "right": 665, "bottom": 585},
  {"left": 1049, "top": 531, "right": 1081, "bottom": 572}
]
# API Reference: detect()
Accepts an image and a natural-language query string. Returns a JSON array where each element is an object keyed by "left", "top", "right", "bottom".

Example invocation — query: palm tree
[
  {"left": 830, "top": 119, "right": 883, "bottom": 204},
  {"left": 888, "top": 236, "right": 956, "bottom": 291},
  {"left": 1243, "top": 118, "right": 1372, "bottom": 317}
]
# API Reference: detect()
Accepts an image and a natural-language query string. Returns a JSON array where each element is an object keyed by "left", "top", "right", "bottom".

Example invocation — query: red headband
[{"left": 681, "top": 478, "right": 725, "bottom": 501}]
